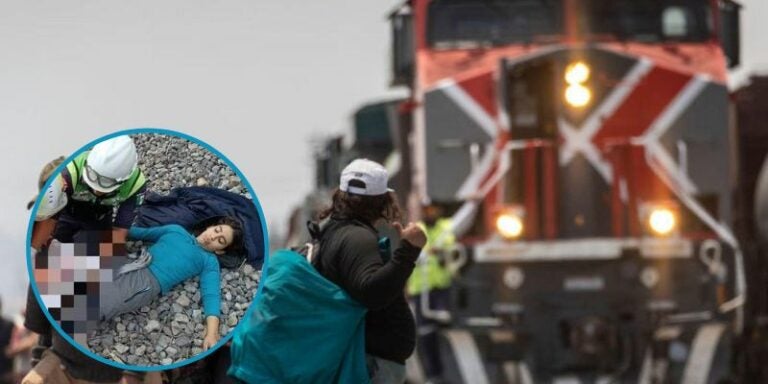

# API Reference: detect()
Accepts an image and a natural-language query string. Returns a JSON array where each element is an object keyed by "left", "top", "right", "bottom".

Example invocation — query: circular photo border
[{"left": 26, "top": 127, "right": 270, "bottom": 371}]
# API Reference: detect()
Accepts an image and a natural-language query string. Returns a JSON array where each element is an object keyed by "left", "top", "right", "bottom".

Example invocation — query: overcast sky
[{"left": 0, "top": 0, "right": 766, "bottom": 316}]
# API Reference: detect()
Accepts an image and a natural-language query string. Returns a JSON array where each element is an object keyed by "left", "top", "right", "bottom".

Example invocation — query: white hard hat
[
  {"left": 36, "top": 175, "right": 67, "bottom": 221},
  {"left": 84, "top": 135, "right": 138, "bottom": 193}
]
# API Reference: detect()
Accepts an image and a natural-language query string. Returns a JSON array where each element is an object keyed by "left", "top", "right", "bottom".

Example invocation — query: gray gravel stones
[
  {"left": 86, "top": 134, "right": 262, "bottom": 366},
  {"left": 176, "top": 336, "right": 192, "bottom": 348},
  {"left": 115, "top": 343, "right": 129, "bottom": 354},
  {"left": 144, "top": 320, "right": 160, "bottom": 333},
  {"left": 176, "top": 294, "right": 191, "bottom": 308},
  {"left": 134, "top": 134, "right": 246, "bottom": 196}
]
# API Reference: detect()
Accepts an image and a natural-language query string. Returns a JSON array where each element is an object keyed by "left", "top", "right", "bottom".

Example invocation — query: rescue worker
[
  {"left": 28, "top": 137, "right": 146, "bottom": 355},
  {"left": 21, "top": 157, "right": 142, "bottom": 384},
  {"left": 23, "top": 141, "right": 148, "bottom": 384},
  {"left": 31, "top": 135, "right": 146, "bottom": 248},
  {"left": 407, "top": 204, "right": 455, "bottom": 384}
]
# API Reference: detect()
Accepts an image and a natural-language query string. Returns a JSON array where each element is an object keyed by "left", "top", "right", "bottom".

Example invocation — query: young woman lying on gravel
[{"left": 99, "top": 216, "right": 244, "bottom": 350}]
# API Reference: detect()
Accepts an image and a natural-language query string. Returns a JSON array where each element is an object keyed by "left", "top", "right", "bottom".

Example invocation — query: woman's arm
[
  {"left": 337, "top": 225, "right": 424, "bottom": 310},
  {"left": 202, "top": 316, "right": 220, "bottom": 350},
  {"left": 199, "top": 257, "right": 222, "bottom": 350},
  {"left": 199, "top": 258, "right": 222, "bottom": 318}
]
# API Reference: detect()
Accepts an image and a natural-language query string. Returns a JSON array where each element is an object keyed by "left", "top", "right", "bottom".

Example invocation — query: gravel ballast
[{"left": 86, "top": 133, "right": 261, "bottom": 366}]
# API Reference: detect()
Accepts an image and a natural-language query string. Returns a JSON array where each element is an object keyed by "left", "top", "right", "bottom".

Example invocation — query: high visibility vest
[
  {"left": 407, "top": 218, "right": 454, "bottom": 296},
  {"left": 66, "top": 151, "right": 146, "bottom": 206}
]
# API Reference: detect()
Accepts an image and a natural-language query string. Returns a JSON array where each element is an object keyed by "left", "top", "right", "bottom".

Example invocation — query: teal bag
[{"left": 228, "top": 248, "right": 369, "bottom": 384}]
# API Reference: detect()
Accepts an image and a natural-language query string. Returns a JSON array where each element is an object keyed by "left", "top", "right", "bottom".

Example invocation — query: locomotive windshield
[
  {"left": 427, "top": 0, "right": 564, "bottom": 48},
  {"left": 583, "top": 0, "right": 712, "bottom": 42},
  {"left": 427, "top": 0, "right": 711, "bottom": 48}
]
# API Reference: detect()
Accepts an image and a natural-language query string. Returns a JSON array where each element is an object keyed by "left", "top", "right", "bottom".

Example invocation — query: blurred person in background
[
  {"left": 407, "top": 204, "right": 456, "bottom": 384},
  {"left": 0, "top": 298, "right": 16, "bottom": 384},
  {"left": 5, "top": 307, "right": 39, "bottom": 382}
]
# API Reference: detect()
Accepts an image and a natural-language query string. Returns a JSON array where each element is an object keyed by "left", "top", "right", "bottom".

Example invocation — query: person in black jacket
[{"left": 313, "top": 159, "right": 426, "bottom": 384}]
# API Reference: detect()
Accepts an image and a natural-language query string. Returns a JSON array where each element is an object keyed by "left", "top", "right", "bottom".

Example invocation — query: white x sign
[{"left": 558, "top": 59, "right": 653, "bottom": 183}]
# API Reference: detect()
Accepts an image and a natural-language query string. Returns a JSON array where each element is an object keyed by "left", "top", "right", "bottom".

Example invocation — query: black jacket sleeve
[
  {"left": 114, "top": 184, "right": 146, "bottom": 228},
  {"left": 24, "top": 285, "right": 51, "bottom": 335},
  {"left": 334, "top": 226, "right": 421, "bottom": 310}
]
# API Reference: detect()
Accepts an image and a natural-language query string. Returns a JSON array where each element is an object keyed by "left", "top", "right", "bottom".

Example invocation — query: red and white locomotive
[{"left": 387, "top": 1, "right": 746, "bottom": 382}]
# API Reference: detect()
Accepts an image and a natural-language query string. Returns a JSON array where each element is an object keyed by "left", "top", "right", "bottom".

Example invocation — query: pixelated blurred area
[{"left": 32, "top": 232, "right": 128, "bottom": 346}]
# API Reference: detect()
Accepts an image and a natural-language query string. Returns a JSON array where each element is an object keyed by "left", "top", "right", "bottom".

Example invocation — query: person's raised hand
[{"left": 393, "top": 222, "right": 427, "bottom": 248}]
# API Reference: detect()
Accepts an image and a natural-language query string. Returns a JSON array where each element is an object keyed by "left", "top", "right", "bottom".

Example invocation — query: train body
[{"left": 386, "top": 1, "right": 746, "bottom": 382}]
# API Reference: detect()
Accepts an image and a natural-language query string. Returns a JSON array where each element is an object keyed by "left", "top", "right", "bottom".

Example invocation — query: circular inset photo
[{"left": 26, "top": 129, "right": 267, "bottom": 369}]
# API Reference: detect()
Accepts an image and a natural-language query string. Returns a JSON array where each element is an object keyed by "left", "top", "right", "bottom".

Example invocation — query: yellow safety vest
[
  {"left": 407, "top": 218, "right": 454, "bottom": 296},
  {"left": 66, "top": 151, "right": 146, "bottom": 206}
]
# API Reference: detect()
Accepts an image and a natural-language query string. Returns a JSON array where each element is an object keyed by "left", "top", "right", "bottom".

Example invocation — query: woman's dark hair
[
  {"left": 218, "top": 216, "right": 245, "bottom": 255},
  {"left": 317, "top": 189, "right": 402, "bottom": 225},
  {"left": 194, "top": 216, "right": 245, "bottom": 255}
]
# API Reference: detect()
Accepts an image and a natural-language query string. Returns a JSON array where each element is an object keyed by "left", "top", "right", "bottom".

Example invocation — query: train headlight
[
  {"left": 641, "top": 202, "right": 679, "bottom": 236},
  {"left": 565, "top": 84, "right": 592, "bottom": 108},
  {"left": 565, "top": 61, "right": 591, "bottom": 84},
  {"left": 564, "top": 61, "right": 592, "bottom": 108},
  {"left": 496, "top": 212, "right": 524, "bottom": 239},
  {"left": 649, "top": 208, "right": 677, "bottom": 236}
]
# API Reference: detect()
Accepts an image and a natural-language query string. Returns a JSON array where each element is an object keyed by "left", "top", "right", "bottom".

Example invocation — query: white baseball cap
[{"left": 340, "top": 159, "right": 394, "bottom": 196}]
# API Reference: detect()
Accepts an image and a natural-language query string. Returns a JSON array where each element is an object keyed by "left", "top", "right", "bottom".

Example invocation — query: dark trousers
[{"left": 412, "top": 289, "right": 449, "bottom": 380}]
